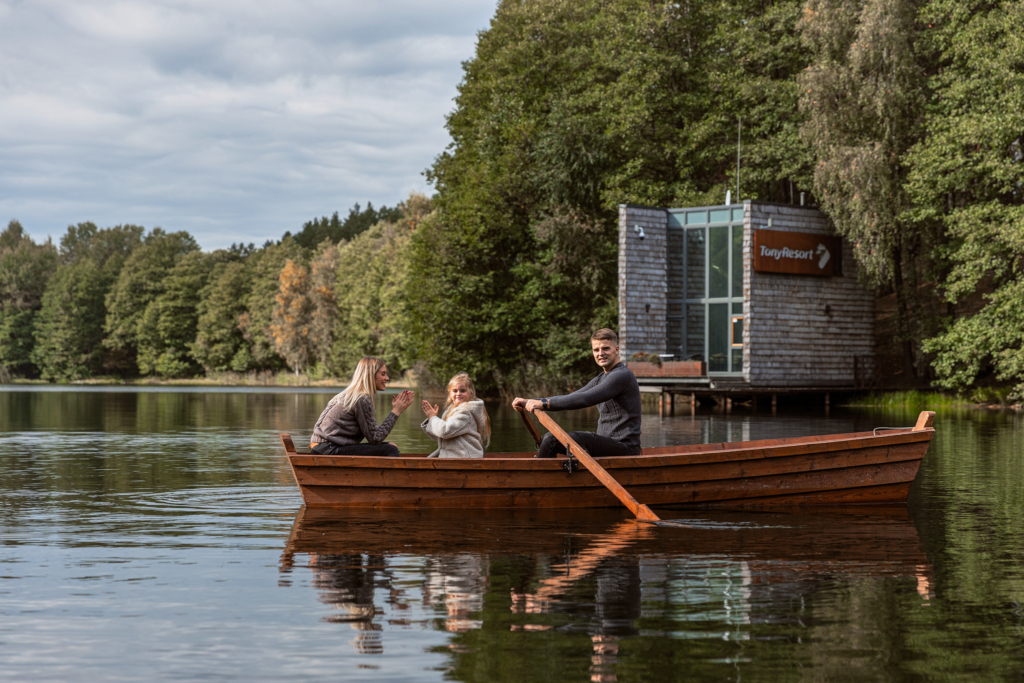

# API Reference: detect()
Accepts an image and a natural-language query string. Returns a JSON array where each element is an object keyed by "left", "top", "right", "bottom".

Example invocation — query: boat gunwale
[{"left": 285, "top": 427, "right": 934, "bottom": 471}]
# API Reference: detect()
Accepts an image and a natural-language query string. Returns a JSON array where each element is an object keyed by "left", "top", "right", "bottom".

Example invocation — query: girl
[
  {"left": 421, "top": 372, "right": 491, "bottom": 458},
  {"left": 310, "top": 356, "right": 414, "bottom": 456}
]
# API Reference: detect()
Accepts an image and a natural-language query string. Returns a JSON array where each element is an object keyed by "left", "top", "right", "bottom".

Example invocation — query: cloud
[{"left": 0, "top": 0, "right": 496, "bottom": 248}]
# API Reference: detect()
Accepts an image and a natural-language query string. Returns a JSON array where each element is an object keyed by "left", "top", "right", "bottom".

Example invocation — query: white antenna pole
[{"left": 736, "top": 117, "right": 741, "bottom": 203}]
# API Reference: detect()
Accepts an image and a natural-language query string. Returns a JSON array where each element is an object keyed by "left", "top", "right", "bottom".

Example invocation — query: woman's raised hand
[
  {"left": 421, "top": 400, "right": 439, "bottom": 419},
  {"left": 391, "top": 390, "right": 415, "bottom": 414}
]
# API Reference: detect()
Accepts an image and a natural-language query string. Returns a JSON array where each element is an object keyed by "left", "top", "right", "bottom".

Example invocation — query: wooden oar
[
  {"left": 518, "top": 408, "right": 544, "bottom": 448},
  {"left": 533, "top": 410, "right": 661, "bottom": 523}
]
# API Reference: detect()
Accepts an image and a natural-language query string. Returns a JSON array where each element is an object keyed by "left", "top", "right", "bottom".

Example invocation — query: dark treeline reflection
[{"left": 0, "top": 388, "right": 332, "bottom": 434}]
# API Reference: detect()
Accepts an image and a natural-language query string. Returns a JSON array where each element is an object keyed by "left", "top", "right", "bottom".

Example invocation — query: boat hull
[{"left": 282, "top": 425, "right": 935, "bottom": 509}]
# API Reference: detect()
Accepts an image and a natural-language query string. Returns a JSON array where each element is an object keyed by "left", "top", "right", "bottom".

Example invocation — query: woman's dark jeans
[
  {"left": 535, "top": 432, "right": 640, "bottom": 458},
  {"left": 311, "top": 442, "right": 400, "bottom": 457}
]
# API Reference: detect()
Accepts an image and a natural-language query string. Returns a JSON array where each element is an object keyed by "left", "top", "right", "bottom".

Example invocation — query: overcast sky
[{"left": 0, "top": 0, "right": 496, "bottom": 249}]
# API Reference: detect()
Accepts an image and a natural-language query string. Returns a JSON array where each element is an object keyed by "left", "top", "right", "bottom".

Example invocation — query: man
[{"left": 512, "top": 328, "right": 641, "bottom": 458}]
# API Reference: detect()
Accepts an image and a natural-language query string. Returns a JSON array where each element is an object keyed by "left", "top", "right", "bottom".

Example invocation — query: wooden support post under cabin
[
  {"left": 691, "top": 393, "right": 696, "bottom": 416},
  {"left": 772, "top": 394, "right": 777, "bottom": 415},
  {"left": 726, "top": 397, "right": 732, "bottom": 414},
  {"left": 659, "top": 392, "right": 665, "bottom": 418},
  {"left": 825, "top": 392, "right": 830, "bottom": 416}
]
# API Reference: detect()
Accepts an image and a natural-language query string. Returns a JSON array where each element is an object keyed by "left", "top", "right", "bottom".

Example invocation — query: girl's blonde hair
[
  {"left": 335, "top": 356, "right": 386, "bottom": 412},
  {"left": 444, "top": 372, "right": 491, "bottom": 447}
]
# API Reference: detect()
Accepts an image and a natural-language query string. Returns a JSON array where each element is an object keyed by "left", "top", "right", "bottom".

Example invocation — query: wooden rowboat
[{"left": 280, "top": 410, "right": 936, "bottom": 510}]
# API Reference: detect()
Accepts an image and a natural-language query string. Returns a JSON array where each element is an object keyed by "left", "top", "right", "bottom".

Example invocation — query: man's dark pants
[{"left": 536, "top": 432, "right": 640, "bottom": 459}]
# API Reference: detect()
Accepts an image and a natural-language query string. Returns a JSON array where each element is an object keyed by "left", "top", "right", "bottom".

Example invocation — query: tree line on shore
[
  {"left": 0, "top": 198, "right": 426, "bottom": 384},
  {"left": 2, "top": 0, "right": 1022, "bottom": 397}
]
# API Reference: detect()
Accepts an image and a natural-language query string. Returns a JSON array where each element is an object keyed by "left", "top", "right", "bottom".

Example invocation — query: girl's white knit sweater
[{"left": 421, "top": 399, "right": 487, "bottom": 458}]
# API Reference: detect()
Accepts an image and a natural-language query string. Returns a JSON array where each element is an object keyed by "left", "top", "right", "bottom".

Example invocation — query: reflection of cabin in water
[{"left": 618, "top": 201, "right": 874, "bottom": 409}]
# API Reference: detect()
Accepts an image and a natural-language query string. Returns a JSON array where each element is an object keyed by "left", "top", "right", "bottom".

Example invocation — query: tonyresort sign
[{"left": 752, "top": 229, "right": 841, "bottom": 277}]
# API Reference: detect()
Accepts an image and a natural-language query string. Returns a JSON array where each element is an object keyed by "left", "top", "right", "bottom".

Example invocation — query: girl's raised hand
[{"left": 422, "top": 400, "right": 439, "bottom": 419}]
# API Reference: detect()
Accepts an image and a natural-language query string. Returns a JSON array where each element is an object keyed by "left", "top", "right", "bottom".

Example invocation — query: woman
[{"left": 310, "top": 356, "right": 414, "bottom": 456}]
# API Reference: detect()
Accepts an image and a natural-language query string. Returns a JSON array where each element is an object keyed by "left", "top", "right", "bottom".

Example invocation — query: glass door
[{"left": 666, "top": 206, "right": 744, "bottom": 375}]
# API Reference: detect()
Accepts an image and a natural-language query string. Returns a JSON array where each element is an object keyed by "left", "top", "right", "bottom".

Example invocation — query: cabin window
[
  {"left": 709, "top": 226, "right": 730, "bottom": 298},
  {"left": 666, "top": 205, "right": 745, "bottom": 375},
  {"left": 709, "top": 303, "right": 729, "bottom": 372},
  {"left": 685, "top": 229, "right": 705, "bottom": 299}
]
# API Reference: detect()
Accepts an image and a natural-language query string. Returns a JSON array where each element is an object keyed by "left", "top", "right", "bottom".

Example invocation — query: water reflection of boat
[
  {"left": 281, "top": 508, "right": 933, "bottom": 600},
  {"left": 279, "top": 411, "right": 936, "bottom": 509},
  {"left": 279, "top": 507, "right": 933, "bottom": 665}
]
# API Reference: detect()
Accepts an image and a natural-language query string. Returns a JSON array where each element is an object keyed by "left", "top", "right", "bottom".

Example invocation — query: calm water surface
[{"left": 1, "top": 388, "right": 1022, "bottom": 681}]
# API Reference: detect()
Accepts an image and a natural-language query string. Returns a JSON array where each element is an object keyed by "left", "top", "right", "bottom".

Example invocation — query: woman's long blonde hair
[
  {"left": 334, "top": 356, "right": 386, "bottom": 412},
  {"left": 444, "top": 372, "right": 491, "bottom": 447}
]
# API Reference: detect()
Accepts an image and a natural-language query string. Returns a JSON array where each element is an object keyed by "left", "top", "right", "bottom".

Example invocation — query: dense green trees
[
  {"left": 412, "top": 0, "right": 814, "bottom": 391},
  {"left": 800, "top": 0, "right": 934, "bottom": 375},
  {"left": 137, "top": 251, "right": 220, "bottom": 377},
  {"left": 0, "top": 221, "right": 57, "bottom": 377},
  {"left": 31, "top": 259, "right": 109, "bottom": 380},
  {"left": 0, "top": 198, "right": 430, "bottom": 383},
  {"left": 104, "top": 229, "right": 201, "bottom": 372},
  {"left": 1, "top": 0, "right": 1021, "bottom": 396},
  {"left": 193, "top": 260, "right": 251, "bottom": 372},
  {"left": 31, "top": 223, "right": 143, "bottom": 380},
  {"left": 912, "top": 0, "right": 1024, "bottom": 396},
  {"left": 289, "top": 202, "right": 403, "bottom": 250}
]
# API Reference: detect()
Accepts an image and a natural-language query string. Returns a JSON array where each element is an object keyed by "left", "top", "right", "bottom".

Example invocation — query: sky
[{"left": 0, "top": 0, "right": 497, "bottom": 250}]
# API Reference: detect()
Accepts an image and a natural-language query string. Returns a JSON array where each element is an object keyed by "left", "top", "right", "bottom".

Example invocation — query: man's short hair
[{"left": 591, "top": 328, "right": 618, "bottom": 344}]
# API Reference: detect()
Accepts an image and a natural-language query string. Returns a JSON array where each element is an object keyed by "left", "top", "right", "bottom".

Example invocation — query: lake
[{"left": 1, "top": 387, "right": 1022, "bottom": 681}]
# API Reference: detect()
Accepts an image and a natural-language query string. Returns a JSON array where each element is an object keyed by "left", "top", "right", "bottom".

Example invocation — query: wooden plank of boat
[{"left": 280, "top": 410, "right": 936, "bottom": 509}]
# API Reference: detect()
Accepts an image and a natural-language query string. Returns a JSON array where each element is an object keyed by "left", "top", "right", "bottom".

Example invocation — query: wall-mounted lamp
[{"left": 634, "top": 225, "right": 645, "bottom": 240}]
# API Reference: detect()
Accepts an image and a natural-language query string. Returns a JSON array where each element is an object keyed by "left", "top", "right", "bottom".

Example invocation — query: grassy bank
[{"left": 845, "top": 388, "right": 1021, "bottom": 410}]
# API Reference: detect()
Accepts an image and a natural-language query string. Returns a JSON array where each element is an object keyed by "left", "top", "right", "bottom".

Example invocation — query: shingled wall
[
  {"left": 618, "top": 205, "right": 668, "bottom": 358},
  {"left": 744, "top": 203, "right": 874, "bottom": 387}
]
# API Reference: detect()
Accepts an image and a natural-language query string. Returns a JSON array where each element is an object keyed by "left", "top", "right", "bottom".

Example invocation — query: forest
[{"left": 1, "top": 0, "right": 1022, "bottom": 397}]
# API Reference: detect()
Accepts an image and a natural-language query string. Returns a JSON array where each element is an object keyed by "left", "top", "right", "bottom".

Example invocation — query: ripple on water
[{"left": 123, "top": 485, "right": 299, "bottom": 514}]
